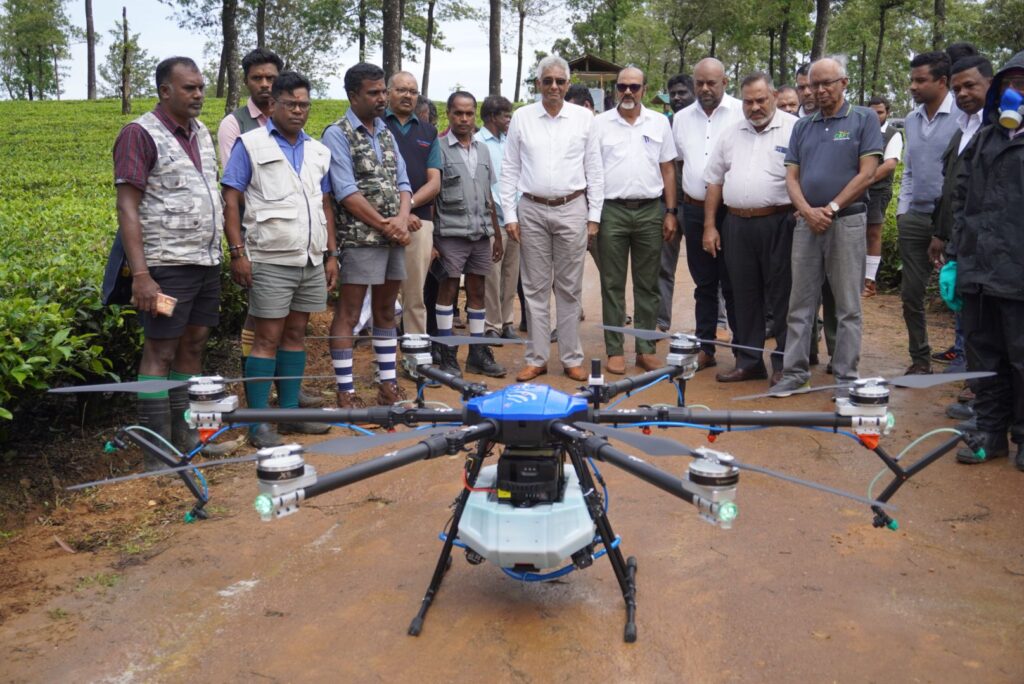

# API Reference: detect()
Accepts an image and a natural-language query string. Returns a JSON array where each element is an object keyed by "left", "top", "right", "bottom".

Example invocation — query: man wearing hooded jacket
[{"left": 947, "top": 50, "right": 1024, "bottom": 470}]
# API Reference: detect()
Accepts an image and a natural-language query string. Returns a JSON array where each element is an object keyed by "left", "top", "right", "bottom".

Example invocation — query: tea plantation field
[{"left": 0, "top": 97, "right": 358, "bottom": 423}]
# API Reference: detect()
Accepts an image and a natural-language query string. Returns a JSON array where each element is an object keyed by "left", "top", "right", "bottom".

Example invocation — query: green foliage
[
  {"left": 878, "top": 163, "right": 903, "bottom": 291},
  {"left": 0, "top": 0, "right": 76, "bottom": 100},
  {"left": 98, "top": 18, "right": 159, "bottom": 99}
]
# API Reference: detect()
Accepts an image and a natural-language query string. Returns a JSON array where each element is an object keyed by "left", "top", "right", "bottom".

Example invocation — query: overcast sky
[{"left": 65, "top": 0, "right": 564, "bottom": 101}]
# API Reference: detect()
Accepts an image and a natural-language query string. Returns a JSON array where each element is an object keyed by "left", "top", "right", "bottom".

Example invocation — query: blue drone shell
[{"left": 466, "top": 383, "right": 589, "bottom": 422}]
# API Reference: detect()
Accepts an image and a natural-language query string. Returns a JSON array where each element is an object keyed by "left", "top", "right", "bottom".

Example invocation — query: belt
[
  {"left": 606, "top": 197, "right": 660, "bottom": 210},
  {"left": 682, "top": 193, "right": 705, "bottom": 208},
  {"left": 837, "top": 202, "right": 867, "bottom": 218},
  {"left": 522, "top": 189, "right": 585, "bottom": 207},
  {"left": 728, "top": 204, "right": 794, "bottom": 219}
]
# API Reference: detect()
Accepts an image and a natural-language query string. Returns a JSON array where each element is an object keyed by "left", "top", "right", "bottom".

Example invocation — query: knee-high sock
[
  {"left": 373, "top": 326, "right": 398, "bottom": 382},
  {"left": 275, "top": 349, "right": 305, "bottom": 409},
  {"left": 435, "top": 304, "right": 454, "bottom": 336},
  {"left": 467, "top": 307, "right": 486, "bottom": 337},
  {"left": 331, "top": 348, "right": 354, "bottom": 393},
  {"left": 245, "top": 356, "right": 276, "bottom": 409}
]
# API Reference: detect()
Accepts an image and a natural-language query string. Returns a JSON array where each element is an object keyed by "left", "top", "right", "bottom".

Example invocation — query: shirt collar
[
  {"left": 265, "top": 118, "right": 310, "bottom": 144},
  {"left": 246, "top": 97, "right": 265, "bottom": 119},
  {"left": 346, "top": 107, "right": 385, "bottom": 135},
  {"left": 477, "top": 126, "right": 504, "bottom": 142},
  {"left": 537, "top": 101, "right": 571, "bottom": 119},
  {"left": 811, "top": 101, "right": 852, "bottom": 122},
  {"left": 741, "top": 108, "right": 786, "bottom": 133},
  {"left": 957, "top": 108, "right": 982, "bottom": 131},
  {"left": 154, "top": 103, "right": 198, "bottom": 136},
  {"left": 445, "top": 131, "right": 473, "bottom": 148},
  {"left": 911, "top": 90, "right": 955, "bottom": 119},
  {"left": 609, "top": 104, "right": 652, "bottom": 125},
  {"left": 385, "top": 108, "right": 419, "bottom": 125}
]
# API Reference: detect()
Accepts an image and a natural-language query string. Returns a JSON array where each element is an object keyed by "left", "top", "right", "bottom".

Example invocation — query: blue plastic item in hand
[{"left": 939, "top": 260, "right": 961, "bottom": 312}]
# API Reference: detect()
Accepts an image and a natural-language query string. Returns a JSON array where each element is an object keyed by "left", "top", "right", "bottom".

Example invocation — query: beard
[{"left": 619, "top": 99, "right": 637, "bottom": 110}]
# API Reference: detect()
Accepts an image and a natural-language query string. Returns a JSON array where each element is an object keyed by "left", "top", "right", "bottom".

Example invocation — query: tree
[
  {"left": 382, "top": 0, "right": 401, "bottom": 80},
  {"left": 85, "top": 0, "right": 96, "bottom": 99},
  {"left": 220, "top": 0, "right": 239, "bottom": 113},
  {"left": 503, "top": 0, "right": 551, "bottom": 101},
  {"left": 488, "top": 0, "right": 500, "bottom": 95},
  {"left": 0, "top": 0, "right": 75, "bottom": 100},
  {"left": 98, "top": 14, "right": 158, "bottom": 99},
  {"left": 932, "top": 0, "right": 945, "bottom": 49},
  {"left": 810, "top": 0, "right": 830, "bottom": 59}
]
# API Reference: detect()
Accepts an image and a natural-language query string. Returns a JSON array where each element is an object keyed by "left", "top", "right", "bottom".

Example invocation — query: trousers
[
  {"left": 897, "top": 211, "right": 935, "bottom": 365},
  {"left": 681, "top": 202, "right": 736, "bottom": 356},
  {"left": 399, "top": 219, "right": 434, "bottom": 334},
  {"left": 484, "top": 227, "right": 521, "bottom": 333},
  {"left": 961, "top": 292, "right": 1024, "bottom": 442}
]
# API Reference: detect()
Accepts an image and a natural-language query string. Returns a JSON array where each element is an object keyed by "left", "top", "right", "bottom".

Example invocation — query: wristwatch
[
  {"left": 665, "top": 207, "right": 678, "bottom": 215},
  {"left": 326, "top": 248, "right": 341, "bottom": 258},
  {"left": 828, "top": 201, "right": 840, "bottom": 214}
]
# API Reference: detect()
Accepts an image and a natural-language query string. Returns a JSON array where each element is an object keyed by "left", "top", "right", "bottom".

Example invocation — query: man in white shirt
[
  {"left": 594, "top": 66, "right": 678, "bottom": 375},
  {"left": 666, "top": 57, "right": 743, "bottom": 370},
  {"left": 864, "top": 96, "right": 903, "bottom": 298},
  {"left": 500, "top": 55, "right": 604, "bottom": 382},
  {"left": 703, "top": 73, "right": 798, "bottom": 385}
]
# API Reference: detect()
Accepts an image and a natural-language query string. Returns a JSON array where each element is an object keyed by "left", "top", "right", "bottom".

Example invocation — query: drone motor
[
  {"left": 254, "top": 444, "right": 317, "bottom": 522},
  {"left": 682, "top": 451, "right": 740, "bottom": 530},
  {"left": 835, "top": 379, "right": 895, "bottom": 442},
  {"left": 666, "top": 335, "right": 701, "bottom": 378},
  {"left": 186, "top": 376, "right": 240, "bottom": 439},
  {"left": 398, "top": 334, "right": 434, "bottom": 370}
]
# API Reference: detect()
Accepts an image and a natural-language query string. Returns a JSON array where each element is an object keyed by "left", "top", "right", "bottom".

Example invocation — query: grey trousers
[
  {"left": 897, "top": 211, "right": 935, "bottom": 365},
  {"left": 518, "top": 194, "right": 588, "bottom": 368},
  {"left": 781, "top": 213, "right": 867, "bottom": 385},
  {"left": 657, "top": 226, "right": 682, "bottom": 329},
  {"left": 484, "top": 228, "right": 521, "bottom": 334}
]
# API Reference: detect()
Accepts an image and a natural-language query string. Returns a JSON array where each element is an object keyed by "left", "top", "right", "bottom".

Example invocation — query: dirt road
[{"left": 2, "top": 258, "right": 1022, "bottom": 683}]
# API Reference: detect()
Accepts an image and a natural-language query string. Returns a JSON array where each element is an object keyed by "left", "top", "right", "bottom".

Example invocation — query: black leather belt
[
  {"left": 838, "top": 202, "right": 867, "bottom": 217},
  {"left": 522, "top": 189, "right": 585, "bottom": 207},
  {"left": 606, "top": 197, "right": 659, "bottom": 209}
]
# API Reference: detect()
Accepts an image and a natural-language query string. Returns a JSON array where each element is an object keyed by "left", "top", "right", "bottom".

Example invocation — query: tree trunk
[
  {"left": 382, "top": 0, "right": 401, "bottom": 81},
  {"left": 398, "top": 0, "right": 405, "bottom": 71},
  {"left": 514, "top": 8, "right": 525, "bottom": 101},
  {"left": 709, "top": 31, "right": 716, "bottom": 58},
  {"left": 871, "top": 5, "right": 888, "bottom": 95},
  {"left": 222, "top": 0, "right": 239, "bottom": 114},
  {"left": 216, "top": 51, "right": 226, "bottom": 97},
  {"left": 52, "top": 48, "right": 60, "bottom": 100},
  {"left": 810, "top": 0, "right": 830, "bottom": 60},
  {"left": 933, "top": 0, "right": 945, "bottom": 49},
  {"left": 488, "top": 0, "right": 501, "bottom": 95},
  {"left": 421, "top": 0, "right": 435, "bottom": 96},
  {"left": 256, "top": 0, "right": 266, "bottom": 48},
  {"left": 859, "top": 40, "right": 866, "bottom": 104},
  {"left": 86, "top": 0, "right": 96, "bottom": 100},
  {"left": 121, "top": 7, "right": 130, "bottom": 114},
  {"left": 358, "top": 0, "right": 367, "bottom": 62},
  {"left": 779, "top": 7, "right": 790, "bottom": 85},
  {"left": 768, "top": 28, "right": 775, "bottom": 85}
]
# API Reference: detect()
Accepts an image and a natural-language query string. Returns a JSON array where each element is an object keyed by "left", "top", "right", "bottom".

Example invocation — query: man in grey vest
[
  {"left": 217, "top": 48, "right": 282, "bottom": 164},
  {"left": 222, "top": 71, "right": 336, "bottom": 447},
  {"left": 112, "top": 57, "right": 223, "bottom": 469},
  {"left": 433, "top": 91, "right": 506, "bottom": 378},
  {"left": 322, "top": 62, "right": 418, "bottom": 408}
]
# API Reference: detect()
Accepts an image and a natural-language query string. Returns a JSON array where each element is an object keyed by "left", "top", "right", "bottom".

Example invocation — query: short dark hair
[
  {"left": 945, "top": 42, "right": 978, "bottom": 65},
  {"left": 776, "top": 84, "right": 797, "bottom": 95},
  {"left": 667, "top": 74, "right": 693, "bottom": 91},
  {"left": 241, "top": 48, "right": 284, "bottom": 78},
  {"left": 447, "top": 90, "right": 477, "bottom": 111},
  {"left": 740, "top": 71, "right": 773, "bottom": 91},
  {"left": 910, "top": 50, "right": 951, "bottom": 83},
  {"left": 155, "top": 56, "right": 199, "bottom": 91},
  {"left": 867, "top": 95, "right": 890, "bottom": 111},
  {"left": 344, "top": 62, "right": 385, "bottom": 95},
  {"left": 480, "top": 94, "right": 512, "bottom": 120},
  {"left": 415, "top": 97, "right": 438, "bottom": 125},
  {"left": 796, "top": 62, "right": 811, "bottom": 78},
  {"left": 564, "top": 83, "right": 593, "bottom": 108},
  {"left": 271, "top": 70, "right": 311, "bottom": 98},
  {"left": 952, "top": 55, "right": 994, "bottom": 79}
]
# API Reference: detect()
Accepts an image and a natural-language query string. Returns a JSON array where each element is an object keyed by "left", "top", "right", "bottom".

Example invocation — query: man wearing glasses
[
  {"left": 770, "top": 57, "right": 883, "bottom": 398},
  {"left": 500, "top": 55, "right": 604, "bottom": 382},
  {"left": 594, "top": 66, "right": 677, "bottom": 375},
  {"left": 221, "top": 71, "right": 336, "bottom": 447}
]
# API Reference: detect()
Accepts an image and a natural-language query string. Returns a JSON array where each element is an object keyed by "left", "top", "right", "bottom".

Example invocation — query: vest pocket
[
  {"left": 252, "top": 206, "right": 304, "bottom": 252},
  {"left": 440, "top": 175, "right": 465, "bottom": 205}
]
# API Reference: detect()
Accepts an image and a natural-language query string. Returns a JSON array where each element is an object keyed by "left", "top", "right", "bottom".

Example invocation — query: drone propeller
[
  {"left": 599, "top": 325, "right": 782, "bottom": 356},
  {"left": 731, "top": 371, "right": 996, "bottom": 401},
  {"left": 305, "top": 426, "right": 458, "bottom": 456},
  {"left": 308, "top": 334, "right": 524, "bottom": 347},
  {"left": 48, "top": 374, "right": 339, "bottom": 395},
  {"left": 65, "top": 453, "right": 264, "bottom": 491},
  {"left": 577, "top": 422, "right": 895, "bottom": 510}
]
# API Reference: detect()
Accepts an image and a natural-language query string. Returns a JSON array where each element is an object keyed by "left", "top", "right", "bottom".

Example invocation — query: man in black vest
[{"left": 385, "top": 72, "right": 441, "bottom": 342}]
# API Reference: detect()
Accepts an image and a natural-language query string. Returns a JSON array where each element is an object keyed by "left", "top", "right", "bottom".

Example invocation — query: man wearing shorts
[
  {"left": 322, "top": 63, "right": 419, "bottom": 407},
  {"left": 222, "top": 71, "right": 336, "bottom": 447},
  {"left": 113, "top": 57, "right": 222, "bottom": 469},
  {"left": 433, "top": 91, "right": 506, "bottom": 378}
]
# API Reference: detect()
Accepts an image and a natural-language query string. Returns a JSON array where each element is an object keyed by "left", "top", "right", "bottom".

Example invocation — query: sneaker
[
  {"left": 956, "top": 431, "right": 1009, "bottom": 464},
  {"left": 249, "top": 423, "right": 283, "bottom": 449},
  {"left": 904, "top": 362, "right": 933, "bottom": 375},
  {"left": 931, "top": 346, "right": 958, "bottom": 364},
  {"left": 376, "top": 381, "right": 407, "bottom": 406},
  {"left": 944, "top": 359, "right": 967, "bottom": 373},
  {"left": 279, "top": 421, "right": 331, "bottom": 435},
  {"left": 466, "top": 344, "right": 507, "bottom": 378},
  {"left": 945, "top": 401, "right": 974, "bottom": 421},
  {"left": 768, "top": 379, "right": 810, "bottom": 398}
]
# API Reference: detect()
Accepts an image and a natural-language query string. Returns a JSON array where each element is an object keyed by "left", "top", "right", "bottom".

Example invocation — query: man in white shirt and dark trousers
[
  {"left": 594, "top": 66, "right": 678, "bottom": 375},
  {"left": 703, "top": 73, "right": 798, "bottom": 385},
  {"left": 500, "top": 55, "right": 604, "bottom": 383},
  {"left": 669, "top": 58, "right": 743, "bottom": 370}
]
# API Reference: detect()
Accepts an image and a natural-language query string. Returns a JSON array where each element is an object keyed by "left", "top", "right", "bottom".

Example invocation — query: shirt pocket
[
  {"left": 600, "top": 130, "right": 630, "bottom": 166},
  {"left": 642, "top": 130, "right": 666, "bottom": 165}
]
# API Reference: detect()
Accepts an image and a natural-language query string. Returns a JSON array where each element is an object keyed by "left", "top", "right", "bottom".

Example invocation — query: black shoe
[
  {"left": 484, "top": 329, "right": 500, "bottom": 339},
  {"left": 500, "top": 324, "right": 519, "bottom": 340},
  {"left": 438, "top": 344, "right": 462, "bottom": 377},
  {"left": 809, "top": 352, "right": 820, "bottom": 366},
  {"left": 279, "top": 421, "right": 331, "bottom": 435},
  {"left": 518, "top": 320, "right": 528, "bottom": 333},
  {"left": 249, "top": 423, "right": 284, "bottom": 449},
  {"left": 956, "top": 431, "right": 1009, "bottom": 464},
  {"left": 825, "top": 361, "right": 833, "bottom": 375},
  {"left": 466, "top": 343, "right": 507, "bottom": 378},
  {"left": 1015, "top": 442, "right": 1024, "bottom": 472},
  {"left": 430, "top": 341, "right": 443, "bottom": 366}
]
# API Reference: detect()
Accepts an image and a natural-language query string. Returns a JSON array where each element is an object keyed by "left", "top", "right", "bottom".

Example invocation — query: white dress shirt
[
  {"left": 500, "top": 100, "right": 604, "bottom": 224},
  {"left": 956, "top": 109, "right": 983, "bottom": 153},
  {"left": 703, "top": 109, "right": 798, "bottom": 209},
  {"left": 593, "top": 105, "right": 676, "bottom": 199},
  {"left": 881, "top": 121, "right": 904, "bottom": 161},
  {"left": 672, "top": 94, "right": 744, "bottom": 200}
]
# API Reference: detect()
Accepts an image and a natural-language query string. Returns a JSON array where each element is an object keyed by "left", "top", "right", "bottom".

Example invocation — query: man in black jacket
[{"left": 948, "top": 50, "right": 1024, "bottom": 469}]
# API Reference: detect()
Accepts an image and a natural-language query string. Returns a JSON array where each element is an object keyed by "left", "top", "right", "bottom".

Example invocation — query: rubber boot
[
  {"left": 169, "top": 385, "right": 199, "bottom": 454},
  {"left": 137, "top": 398, "right": 172, "bottom": 472}
]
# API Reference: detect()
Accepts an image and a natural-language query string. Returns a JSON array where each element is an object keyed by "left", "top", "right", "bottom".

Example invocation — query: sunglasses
[
  {"left": 615, "top": 83, "right": 643, "bottom": 93},
  {"left": 541, "top": 77, "right": 568, "bottom": 87}
]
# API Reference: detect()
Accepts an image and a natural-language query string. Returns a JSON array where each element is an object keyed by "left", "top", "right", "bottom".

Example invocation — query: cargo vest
[
  {"left": 238, "top": 127, "right": 331, "bottom": 267},
  {"left": 135, "top": 111, "right": 223, "bottom": 266},
  {"left": 232, "top": 102, "right": 262, "bottom": 135},
  {"left": 436, "top": 137, "right": 494, "bottom": 240},
  {"left": 869, "top": 123, "right": 901, "bottom": 193},
  {"left": 327, "top": 116, "right": 400, "bottom": 248}
]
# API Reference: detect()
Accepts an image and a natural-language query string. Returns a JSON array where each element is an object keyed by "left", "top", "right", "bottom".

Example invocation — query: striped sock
[
  {"left": 331, "top": 348, "right": 354, "bottom": 393},
  {"left": 240, "top": 328, "right": 255, "bottom": 358},
  {"left": 372, "top": 326, "right": 398, "bottom": 382},
  {"left": 467, "top": 307, "right": 486, "bottom": 337},
  {"left": 435, "top": 304, "right": 454, "bottom": 336}
]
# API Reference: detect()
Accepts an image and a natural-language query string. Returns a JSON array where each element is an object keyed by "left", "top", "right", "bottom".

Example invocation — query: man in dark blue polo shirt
[{"left": 771, "top": 57, "right": 883, "bottom": 397}]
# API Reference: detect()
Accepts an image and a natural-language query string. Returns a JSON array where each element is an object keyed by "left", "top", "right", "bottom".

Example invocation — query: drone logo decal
[{"left": 504, "top": 387, "right": 540, "bottom": 405}]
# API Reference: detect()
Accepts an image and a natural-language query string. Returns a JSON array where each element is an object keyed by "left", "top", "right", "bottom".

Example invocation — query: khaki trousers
[
  {"left": 399, "top": 219, "right": 433, "bottom": 334},
  {"left": 484, "top": 227, "right": 521, "bottom": 334}
]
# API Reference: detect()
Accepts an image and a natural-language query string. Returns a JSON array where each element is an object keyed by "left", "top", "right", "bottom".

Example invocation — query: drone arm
[
  {"left": 594, "top": 407, "right": 864, "bottom": 430},
  {"left": 417, "top": 365, "right": 489, "bottom": 399},
  {"left": 598, "top": 365, "right": 688, "bottom": 403}
]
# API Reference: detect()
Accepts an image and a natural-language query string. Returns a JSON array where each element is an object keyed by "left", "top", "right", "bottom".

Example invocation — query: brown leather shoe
[
  {"left": 770, "top": 370, "right": 784, "bottom": 386},
  {"left": 904, "top": 362, "right": 933, "bottom": 375},
  {"left": 606, "top": 355, "right": 626, "bottom": 375},
  {"left": 635, "top": 353, "right": 661, "bottom": 371},
  {"left": 376, "top": 381, "right": 407, "bottom": 406},
  {"left": 336, "top": 391, "right": 366, "bottom": 409},
  {"left": 697, "top": 350, "right": 717, "bottom": 371},
  {"left": 515, "top": 365, "right": 547, "bottom": 382},
  {"left": 564, "top": 365, "right": 588, "bottom": 382},
  {"left": 715, "top": 366, "right": 768, "bottom": 383}
]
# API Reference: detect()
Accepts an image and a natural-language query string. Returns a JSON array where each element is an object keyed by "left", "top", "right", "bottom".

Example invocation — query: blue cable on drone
[{"left": 606, "top": 374, "right": 669, "bottom": 409}]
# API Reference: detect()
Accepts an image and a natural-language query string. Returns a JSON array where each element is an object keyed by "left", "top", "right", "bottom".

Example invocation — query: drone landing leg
[
  {"left": 868, "top": 435, "right": 966, "bottom": 529},
  {"left": 566, "top": 447, "right": 639, "bottom": 643},
  {"left": 120, "top": 430, "right": 209, "bottom": 520},
  {"left": 408, "top": 441, "right": 487, "bottom": 637}
]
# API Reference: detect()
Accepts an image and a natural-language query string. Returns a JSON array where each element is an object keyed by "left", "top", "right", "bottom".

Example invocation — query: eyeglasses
[
  {"left": 615, "top": 83, "right": 643, "bottom": 93},
  {"left": 278, "top": 100, "right": 311, "bottom": 111},
  {"left": 391, "top": 87, "right": 419, "bottom": 96},
  {"left": 541, "top": 77, "right": 568, "bottom": 87},
  {"left": 810, "top": 77, "right": 845, "bottom": 91}
]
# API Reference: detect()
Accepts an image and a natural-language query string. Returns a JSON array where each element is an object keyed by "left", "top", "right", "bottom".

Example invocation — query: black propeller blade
[
  {"left": 732, "top": 371, "right": 996, "bottom": 401},
  {"left": 66, "top": 453, "right": 264, "bottom": 491},
  {"left": 306, "top": 426, "right": 457, "bottom": 456},
  {"left": 429, "top": 335, "right": 525, "bottom": 346},
  {"left": 599, "top": 325, "right": 782, "bottom": 356},
  {"left": 49, "top": 374, "right": 339, "bottom": 395},
  {"left": 577, "top": 422, "right": 895, "bottom": 510}
]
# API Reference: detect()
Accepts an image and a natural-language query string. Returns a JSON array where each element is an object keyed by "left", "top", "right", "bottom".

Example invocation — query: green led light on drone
[
  {"left": 254, "top": 494, "right": 274, "bottom": 516},
  {"left": 886, "top": 413, "right": 896, "bottom": 430},
  {"left": 717, "top": 501, "right": 738, "bottom": 524}
]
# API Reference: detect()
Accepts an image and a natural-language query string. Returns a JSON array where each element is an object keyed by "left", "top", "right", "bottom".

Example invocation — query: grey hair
[
  {"left": 811, "top": 55, "right": 848, "bottom": 78},
  {"left": 536, "top": 54, "right": 570, "bottom": 79}
]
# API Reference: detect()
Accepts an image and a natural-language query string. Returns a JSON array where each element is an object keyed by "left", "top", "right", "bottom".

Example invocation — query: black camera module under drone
[{"left": 52, "top": 327, "right": 994, "bottom": 643}]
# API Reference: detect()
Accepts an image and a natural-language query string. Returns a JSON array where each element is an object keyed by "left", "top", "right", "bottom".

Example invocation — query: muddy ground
[{"left": 1, "top": 258, "right": 1022, "bottom": 683}]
